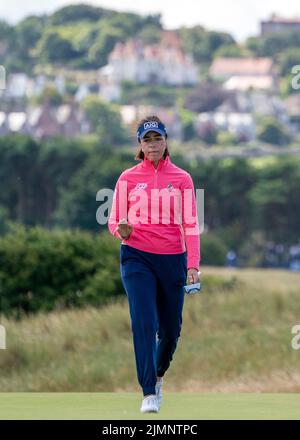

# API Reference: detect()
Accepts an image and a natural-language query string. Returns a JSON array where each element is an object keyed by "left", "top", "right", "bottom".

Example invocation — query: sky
[{"left": 1, "top": 0, "right": 300, "bottom": 42}]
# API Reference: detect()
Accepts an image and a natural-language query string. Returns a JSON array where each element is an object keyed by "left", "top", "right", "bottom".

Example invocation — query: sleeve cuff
[{"left": 187, "top": 258, "right": 200, "bottom": 271}]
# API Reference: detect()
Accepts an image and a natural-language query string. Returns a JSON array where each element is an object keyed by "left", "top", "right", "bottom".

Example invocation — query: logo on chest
[
  {"left": 165, "top": 183, "right": 176, "bottom": 193},
  {"left": 133, "top": 182, "right": 148, "bottom": 191}
]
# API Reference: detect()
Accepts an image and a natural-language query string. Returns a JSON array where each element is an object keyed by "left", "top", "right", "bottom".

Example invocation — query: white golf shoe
[
  {"left": 140, "top": 394, "right": 159, "bottom": 413},
  {"left": 155, "top": 378, "right": 163, "bottom": 409}
]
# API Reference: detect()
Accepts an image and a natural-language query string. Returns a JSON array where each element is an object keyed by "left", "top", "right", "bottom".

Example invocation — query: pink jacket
[{"left": 108, "top": 155, "right": 200, "bottom": 270}]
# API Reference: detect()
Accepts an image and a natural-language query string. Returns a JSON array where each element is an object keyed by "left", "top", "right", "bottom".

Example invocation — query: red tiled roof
[
  {"left": 161, "top": 30, "right": 182, "bottom": 48},
  {"left": 263, "top": 15, "right": 300, "bottom": 24},
  {"left": 211, "top": 57, "right": 273, "bottom": 76},
  {"left": 109, "top": 39, "right": 192, "bottom": 65}
]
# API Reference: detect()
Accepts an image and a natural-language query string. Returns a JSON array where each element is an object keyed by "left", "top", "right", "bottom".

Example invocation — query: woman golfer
[{"left": 108, "top": 116, "right": 200, "bottom": 413}]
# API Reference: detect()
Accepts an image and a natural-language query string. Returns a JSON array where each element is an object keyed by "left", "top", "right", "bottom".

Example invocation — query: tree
[
  {"left": 257, "top": 117, "right": 291, "bottom": 146},
  {"left": 0, "top": 20, "right": 15, "bottom": 57},
  {"left": 190, "top": 157, "right": 258, "bottom": 239},
  {"left": 50, "top": 4, "right": 109, "bottom": 25},
  {"left": 54, "top": 151, "right": 134, "bottom": 231},
  {"left": 246, "top": 31, "right": 300, "bottom": 59},
  {"left": 278, "top": 48, "right": 300, "bottom": 77},
  {"left": 82, "top": 96, "right": 128, "bottom": 144},
  {"left": 15, "top": 16, "right": 46, "bottom": 63},
  {"left": 87, "top": 24, "right": 125, "bottom": 67},
  {"left": 213, "top": 44, "right": 248, "bottom": 58},
  {"left": 0, "top": 136, "right": 40, "bottom": 224},
  {"left": 216, "top": 131, "right": 238, "bottom": 146},
  {"left": 179, "top": 109, "right": 197, "bottom": 141},
  {"left": 137, "top": 25, "right": 162, "bottom": 44},
  {"left": 37, "top": 31, "right": 79, "bottom": 63},
  {"left": 180, "top": 26, "right": 235, "bottom": 63},
  {"left": 250, "top": 158, "right": 300, "bottom": 242},
  {"left": 200, "top": 234, "right": 227, "bottom": 265},
  {"left": 104, "top": 12, "right": 161, "bottom": 36},
  {"left": 35, "top": 85, "right": 63, "bottom": 106}
]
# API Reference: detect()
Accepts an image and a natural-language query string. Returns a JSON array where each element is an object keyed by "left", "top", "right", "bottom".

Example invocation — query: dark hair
[{"left": 135, "top": 115, "right": 169, "bottom": 160}]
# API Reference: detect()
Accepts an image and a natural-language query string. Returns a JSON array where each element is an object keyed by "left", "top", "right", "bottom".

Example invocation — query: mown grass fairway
[{"left": 0, "top": 392, "right": 299, "bottom": 419}]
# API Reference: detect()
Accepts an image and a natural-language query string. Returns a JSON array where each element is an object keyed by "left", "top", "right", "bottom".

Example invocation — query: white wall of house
[{"left": 101, "top": 42, "right": 198, "bottom": 88}]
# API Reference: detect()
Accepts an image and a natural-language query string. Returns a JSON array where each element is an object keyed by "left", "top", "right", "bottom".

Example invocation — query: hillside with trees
[{"left": 0, "top": 4, "right": 237, "bottom": 74}]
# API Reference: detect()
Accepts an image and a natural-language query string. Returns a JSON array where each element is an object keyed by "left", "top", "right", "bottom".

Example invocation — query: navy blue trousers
[{"left": 120, "top": 244, "right": 187, "bottom": 396}]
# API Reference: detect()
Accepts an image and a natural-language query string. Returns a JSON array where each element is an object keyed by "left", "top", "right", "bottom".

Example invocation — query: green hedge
[
  {"left": 0, "top": 224, "right": 123, "bottom": 318},
  {"left": 200, "top": 234, "right": 227, "bottom": 266},
  {"left": 0, "top": 224, "right": 227, "bottom": 318}
]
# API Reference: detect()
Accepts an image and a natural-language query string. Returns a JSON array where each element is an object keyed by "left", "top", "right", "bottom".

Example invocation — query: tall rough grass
[{"left": 0, "top": 267, "right": 299, "bottom": 392}]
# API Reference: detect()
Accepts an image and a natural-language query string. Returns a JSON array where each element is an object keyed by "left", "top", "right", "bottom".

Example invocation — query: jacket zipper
[{"left": 154, "top": 168, "right": 158, "bottom": 188}]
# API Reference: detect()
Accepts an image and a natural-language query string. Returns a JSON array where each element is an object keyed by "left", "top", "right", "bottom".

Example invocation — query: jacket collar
[{"left": 140, "top": 155, "right": 171, "bottom": 171}]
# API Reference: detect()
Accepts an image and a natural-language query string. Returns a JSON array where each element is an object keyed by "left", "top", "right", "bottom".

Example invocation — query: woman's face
[{"left": 140, "top": 131, "right": 167, "bottom": 164}]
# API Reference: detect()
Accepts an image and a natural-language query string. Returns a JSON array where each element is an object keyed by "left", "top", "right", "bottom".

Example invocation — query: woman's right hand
[{"left": 117, "top": 218, "right": 134, "bottom": 240}]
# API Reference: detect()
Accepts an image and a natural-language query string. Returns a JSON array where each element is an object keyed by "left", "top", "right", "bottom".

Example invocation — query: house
[
  {"left": 217, "top": 90, "right": 285, "bottom": 117},
  {"left": 210, "top": 57, "right": 274, "bottom": 79},
  {"left": 210, "top": 57, "right": 277, "bottom": 91},
  {"left": 195, "top": 111, "right": 256, "bottom": 141},
  {"left": 284, "top": 93, "right": 300, "bottom": 134},
  {"left": 0, "top": 98, "right": 92, "bottom": 139},
  {"left": 54, "top": 75, "right": 65, "bottom": 95},
  {"left": 75, "top": 83, "right": 93, "bottom": 102},
  {"left": 98, "top": 65, "right": 121, "bottom": 102},
  {"left": 56, "top": 103, "right": 82, "bottom": 138},
  {"left": 215, "top": 90, "right": 288, "bottom": 128},
  {"left": 27, "top": 101, "right": 86, "bottom": 139},
  {"left": 5, "top": 73, "right": 29, "bottom": 98},
  {"left": 7, "top": 112, "right": 29, "bottom": 134},
  {"left": 224, "top": 76, "right": 274, "bottom": 91},
  {"left": 26, "top": 75, "right": 47, "bottom": 97},
  {"left": 261, "top": 14, "right": 300, "bottom": 36},
  {"left": 0, "top": 112, "right": 9, "bottom": 135},
  {"left": 27, "top": 101, "right": 62, "bottom": 139},
  {"left": 26, "top": 75, "right": 66, "bottom": 98},
  {"left": 160, "top": 30, "right": 182, "bottom": 49},
  {"left": 98, "top": 39, "right": 198, "bottom": 101}
]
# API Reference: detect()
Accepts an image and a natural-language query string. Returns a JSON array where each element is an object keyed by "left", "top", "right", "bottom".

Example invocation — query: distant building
[
  {"left": 0, "top": 112, "right": 9, "bottom": 135},
  {"left": 211, "top": 57, "right": 274, "bottom": 79},
  {"left": 210, "top": 57, "right": 277, "bottom": 91},
  {"left": 195, "top": 111, "right": 256, "bottom": 141},
  {"left": 5, "top": 73, "right": 29, "bottom": 98},
  {"left": 98, "top": 65, "right": 121, "bottom": 103},
  {"left": 27, "top": 101, "right": 61, "bottom": 139},
  {"left": 7, "top": 112, "right": 29, "bottom": 134},
  {"left": 284, "top": 93, "right": 300, "bottom": 134},
  {"left": 217, "top": 90, "right": 287, "bottom": 123},
  {"left": 56, "top": 103, "right": 83, "bottom": 138},
  {"left": 75, "top": 83, "right": 92, "bottom": 102},
  {"left": 0, "top": 99, "right": 93, "bottom": 139},
  {"left": 261, "top": 14, "right": 300, "bottom": 36},
  {"left": 224, "top": 76, "right": 274, "bottom": 91},
  {"left": 54, "top": 75, "right": 65, "bottom": 95},
  {"left": 26, "top": 75, "right": 47, "bottom": 97},
  {"left": 98, "top": 38, "right": 198, "bottom": 101}
]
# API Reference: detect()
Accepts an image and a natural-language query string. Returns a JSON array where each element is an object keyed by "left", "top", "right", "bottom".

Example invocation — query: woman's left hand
[{"left": 187, "top": 268, "right": 200, "bottom": 284}]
